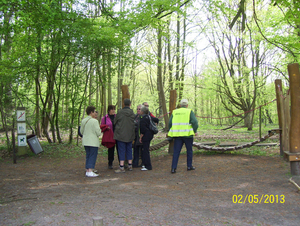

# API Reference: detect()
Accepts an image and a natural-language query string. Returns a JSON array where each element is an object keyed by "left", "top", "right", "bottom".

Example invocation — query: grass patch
[
  {"left": 0, "top": 124, "right": 280, "bottom": 160},
  {"left": 23, "top": 222, "right": 35, "bottom": 226},
  {"left": 39, "top": 142, "right": 85, "bottom": 159}
]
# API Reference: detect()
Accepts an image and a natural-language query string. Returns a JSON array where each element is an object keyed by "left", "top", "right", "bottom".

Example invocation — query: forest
[{"left": 0, "top": 0, "right": 299, "bottom": 150}]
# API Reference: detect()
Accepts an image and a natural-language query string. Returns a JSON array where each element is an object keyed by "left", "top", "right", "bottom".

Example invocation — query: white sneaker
[
  {"left": 86, "top": 171, "right": 99, "bottom": 177},
  {"left": 141, "top": 167, "right": 148, "bottom": 171}
]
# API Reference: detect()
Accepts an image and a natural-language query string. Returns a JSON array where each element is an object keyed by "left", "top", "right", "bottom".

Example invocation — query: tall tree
[
  {"left": 200, "top": 0, "right": 279, "bottom": 129},
  {"left": 157, "top": 23, "right": 169, "bottom": 129}
]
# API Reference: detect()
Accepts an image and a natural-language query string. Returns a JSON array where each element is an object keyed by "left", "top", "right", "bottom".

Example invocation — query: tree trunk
[
  {"left": 107, "top": 48, "right": 112, "bottom": 105},
  {"left": 179, "top": 15, "right": 186, "bottom": 101},
  {"left": 157, "top": 23, "right": 169, "bottom": 130},
  {"left": 102, "top": 53, "right": 107, "bottom": 118},
  {"left": 244, "top": 112, "right": 254, "bottom": 131},
  {"left": 265, "top": 109, "right": 273, "bottom": 124},
  {"left": 175, "top": 13, "right": 180, "bottom": 104},
  {"left": 117, "top": 47, "right": 124, "bottom": 109},
  {"left": 167, "top": 19, "right": 173, "bottom": 91},
  {"left": 35, "top": 31, "right": 42, "bottom": 137}
]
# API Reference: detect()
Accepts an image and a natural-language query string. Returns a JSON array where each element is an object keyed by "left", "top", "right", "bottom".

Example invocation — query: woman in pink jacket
[{"left": 101, "top": 105, "right": 119, "bottom": 169}]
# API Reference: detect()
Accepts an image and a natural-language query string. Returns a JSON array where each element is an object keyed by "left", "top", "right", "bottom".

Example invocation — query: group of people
[
  {"left": 80, "top": 98, "right": 198, "bottom": 177},
  {"left": 80, "top": 99, "right": 158, "bottom": 177}
]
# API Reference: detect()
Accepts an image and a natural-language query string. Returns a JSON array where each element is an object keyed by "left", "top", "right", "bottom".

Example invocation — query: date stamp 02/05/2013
[{"left": 232, "top": 194, "right": 285, "bottom": 204}]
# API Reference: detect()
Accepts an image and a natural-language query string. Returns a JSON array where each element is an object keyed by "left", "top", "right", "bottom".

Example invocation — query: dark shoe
[
  {"left": 171, "top": 168, "right": 176, "bottom": 174},
  {"left": 115, "top": 167, "right": 125, "bottom": 173},
  {"left": 108, "top": 165, "right": 113, "bottom": 169},
  {"left": 187, "top": 166, "right": 195, "bottom": 171}
]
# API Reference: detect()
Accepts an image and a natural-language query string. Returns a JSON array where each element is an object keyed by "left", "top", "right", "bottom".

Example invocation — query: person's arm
[
  {"left": 139, "top": 117, "right": 146, "bottom": 143},
  {"left": 114, "top": 113, "right": 119, "bottom": 125},
  {"left": 100, "top": 116, "right": 105, "bottom": 126},
  {"left": 190, "top": 110, "right": 198, "bottom": 133},
  {"left": 94, "top": 120, "right": 102, "bottom": 137},
  {"left": 168, "top": 114, "right": 173, "bottom": 131},
  {"left": 140, "top": 117, "right": 148, "bottom": 135},
  {"left": 151, "top": 115, "right": 159, "bottom": 124}
]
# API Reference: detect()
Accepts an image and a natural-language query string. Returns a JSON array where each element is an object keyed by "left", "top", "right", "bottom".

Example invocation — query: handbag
[
  {"left": 148, "top": 115, "right": 158, "bottom": 134},
  {"left": 79, "top": 117, "right": 92, "bottom": 137},
  {"left": 78, "top": 126, "right": 83, "bottom": 137}
]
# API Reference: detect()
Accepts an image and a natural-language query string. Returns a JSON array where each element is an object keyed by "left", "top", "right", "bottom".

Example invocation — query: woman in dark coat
[
  {"left": 133, "top": 104, "right": 143, "bottom": 167},
  {"left": 139, "top": 106, "right": 154, "bottom": 171},
  {"left": 101, "top": 105, "right": 118, "bottom": 169}
]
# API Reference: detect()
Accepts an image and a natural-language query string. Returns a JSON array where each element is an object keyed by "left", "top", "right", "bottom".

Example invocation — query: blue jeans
[
  {"left": 117, "top": 141, "right": 133, "bottom": 161},
  {"left": 171, "top": 137, "right": 193, "bottom": 169},
  {"left": 84, "top": 146, "right": 98, "bottom": 169}
]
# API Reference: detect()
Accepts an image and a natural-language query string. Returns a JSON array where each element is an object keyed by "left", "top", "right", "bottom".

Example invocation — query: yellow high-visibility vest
[{"left": 168, "top": 108, "right": 195, "bottom": 137}]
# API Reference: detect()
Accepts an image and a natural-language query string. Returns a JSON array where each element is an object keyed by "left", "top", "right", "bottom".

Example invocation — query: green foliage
[{"left": 0, "top": 0, "right": 297, "bottom": 150}]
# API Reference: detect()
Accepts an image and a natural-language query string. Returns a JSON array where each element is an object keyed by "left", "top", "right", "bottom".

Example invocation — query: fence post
[
  {"left": 121, "top": 85, "right": 130, "bottom": 109},
  {"left": 168, "top": 90, "right": 177, "bottom": 154},
  {"left": 93, "top": 217, "right": 103, "bottom": 226},
  {"left": 279, "top": 88, "right": 288, "bottom": 155},
  {"left": 288, "top": 63, "right": 300, "bottom": 175},
  {"left": 259, "top": 107, "right": 262, "bottom": 140},
  {"left": 283, "top": 92, "right": 290, "bottom": 158},
  {"left": 275, "top": 79, "right": 283, "bottom": 155}
]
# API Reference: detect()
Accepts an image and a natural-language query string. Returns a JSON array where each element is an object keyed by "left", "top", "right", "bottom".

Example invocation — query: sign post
[{"left": 16, "top": 107, "right": 29, "bottom": 155}]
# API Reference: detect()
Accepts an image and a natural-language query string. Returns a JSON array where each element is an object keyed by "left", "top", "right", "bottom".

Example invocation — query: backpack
[{"left": 148, "top": 115, "right": 158, "bottom": 134}]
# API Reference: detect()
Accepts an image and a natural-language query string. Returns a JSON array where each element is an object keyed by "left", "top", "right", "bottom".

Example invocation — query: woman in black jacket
[
  {"left": 133, "top": 104, "right": 143, "bottom": 167},
  {"left": 139, "top": 106, "right": 154, "bottom": 171}
]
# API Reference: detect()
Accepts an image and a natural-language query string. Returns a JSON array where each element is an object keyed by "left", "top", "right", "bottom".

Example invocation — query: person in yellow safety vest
[{"left": 168, "top": 99, "right": 198, "bottom": 174}]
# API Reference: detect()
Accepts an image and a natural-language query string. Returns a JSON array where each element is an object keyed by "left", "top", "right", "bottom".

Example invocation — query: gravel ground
[{"left": 1, "top": 151, "right": 300, "bottom": 226}]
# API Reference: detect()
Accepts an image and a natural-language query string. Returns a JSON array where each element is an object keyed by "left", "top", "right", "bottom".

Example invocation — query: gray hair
[
  {"left": 180, "top": 99, "right": 188, "bottom": 107},
  {"left": 141, "top": 106, "right": 149, "bottom": 115},
  {"left": 137, "top": 104, "right": 142, "bottom": 109}
]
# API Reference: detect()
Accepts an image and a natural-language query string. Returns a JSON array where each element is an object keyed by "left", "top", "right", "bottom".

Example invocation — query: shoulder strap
[
  {"left": 138, "top": 115, "right": 141, "bottom": 136},
  {"left": 82, "top": 117, "right": 92, "bottom": 135}
]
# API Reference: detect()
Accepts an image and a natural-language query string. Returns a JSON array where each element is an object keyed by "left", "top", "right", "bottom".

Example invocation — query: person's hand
[
  {"left": 139, "top": 134, "right": 143, "bottom": 143},
  {"left": 107, "top": 126, "right": 110, "bottom": 130},
  {"left": 195, "top": 133, "right": 198, "bottom": 136}
]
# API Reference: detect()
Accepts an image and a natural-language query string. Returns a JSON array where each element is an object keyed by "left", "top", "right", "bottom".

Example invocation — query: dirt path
[{"left": 1, "top": 152, "right": 299, "bottom": 226}]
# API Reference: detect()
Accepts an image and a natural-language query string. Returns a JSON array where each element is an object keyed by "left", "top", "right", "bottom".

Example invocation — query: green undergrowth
[
  {"left": 37, "top": 141, "right": 85, "bottom": 159},
  {"left": 0, "top": 124, "right": 280, "bottom": 161},
  {"left": 192, "top": 146, "right": 280, "bottom": 157}
]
